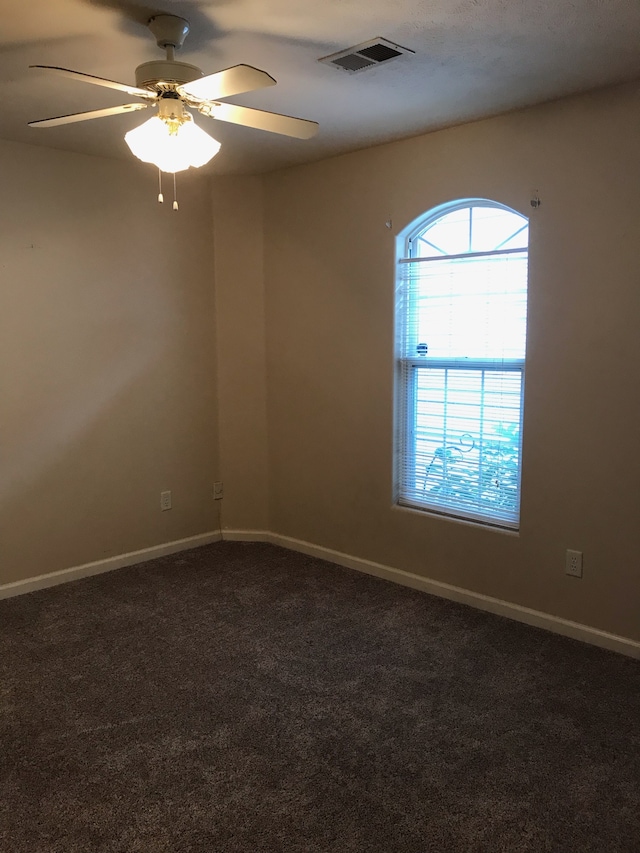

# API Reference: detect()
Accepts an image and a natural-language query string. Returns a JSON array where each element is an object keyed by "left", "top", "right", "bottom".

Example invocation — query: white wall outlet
[
  {"left": 160, "top": 490, "right": 172, "bottom": 511},
  {"left": 565, "top": 549, "right": 583, "bottom": 578},
  {"left": 213, "top": 481, "right": 223, "bottom": 500}
]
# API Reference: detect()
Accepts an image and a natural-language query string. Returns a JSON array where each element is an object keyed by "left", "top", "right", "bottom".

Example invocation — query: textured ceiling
[{"left": 3, "top": 0, "right": 640, "bottom": 175}]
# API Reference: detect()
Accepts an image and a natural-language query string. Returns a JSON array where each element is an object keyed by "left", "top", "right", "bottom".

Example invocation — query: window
[{"left": 394, "top": 200, "right": 528, "bottom": 529}]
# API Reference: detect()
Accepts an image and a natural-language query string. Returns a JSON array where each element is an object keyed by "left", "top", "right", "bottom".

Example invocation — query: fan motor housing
[{"left": 135, "top": 60, "right": 203, "bottom": 90}]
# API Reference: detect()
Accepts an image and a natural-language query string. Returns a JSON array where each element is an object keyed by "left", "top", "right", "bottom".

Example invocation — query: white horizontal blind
[{"left": 396, "top": 229, "right": 528, "bottom": 528}]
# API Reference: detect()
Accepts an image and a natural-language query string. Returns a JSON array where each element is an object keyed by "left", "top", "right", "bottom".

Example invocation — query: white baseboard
[
  {"left": 226, "top": 529, "right": 640, "bottom": 660},
  {"left": 0, "top": 531, "right": 222, "bottom": 601},
  {"left": 221, "top": 529, "right": 271, "bottom": 542},
  {"left": 4, "top": 527, "right": 639, "bottom": 660}
]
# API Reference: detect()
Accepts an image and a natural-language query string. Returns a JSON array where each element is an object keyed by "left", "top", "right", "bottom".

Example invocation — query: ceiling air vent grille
[{"left": 319, "top": 37, "right": 414, "bottom": 74}]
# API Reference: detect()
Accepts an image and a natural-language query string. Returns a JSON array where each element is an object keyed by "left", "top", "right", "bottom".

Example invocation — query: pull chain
[
  {"left": 172, "top": 173, "right": 179, "bottom": 211},
  {"left": 157, "top": 168, "right": 164, "bottom": 204}
]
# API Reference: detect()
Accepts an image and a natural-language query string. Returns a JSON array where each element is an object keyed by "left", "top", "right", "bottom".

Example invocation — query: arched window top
[{"left": 404, "top": 199, "right": 528, "bottom": 260}]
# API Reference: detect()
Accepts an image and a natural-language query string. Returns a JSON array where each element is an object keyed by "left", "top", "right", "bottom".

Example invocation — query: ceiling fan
[{"left": 29, "top": 14, "right": 319, "bottom": 177}]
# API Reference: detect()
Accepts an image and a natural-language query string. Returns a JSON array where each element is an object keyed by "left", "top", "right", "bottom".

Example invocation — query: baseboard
[
  {"left": 0, "top": 531, "right": 222, "bottom": 601},
  {"left": 221, "top": 529, "right": 271, "bottom": 542},
  {"left": 262, "top": 532, "right": 640, "bottom": 660},
  {"left": 4, "top": 526, "right": 639, "bottom": 659}
]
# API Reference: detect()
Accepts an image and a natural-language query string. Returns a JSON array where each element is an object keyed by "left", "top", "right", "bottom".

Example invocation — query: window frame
[{"left": 394, "top": 198, "right": 529, "bottom": 530}]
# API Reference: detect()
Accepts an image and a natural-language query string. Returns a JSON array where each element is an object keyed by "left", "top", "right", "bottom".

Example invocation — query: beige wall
[
  {"left": 259, "top": 81, "right": 640, "bottom": 642},
  {"left": 0, "top": 140, "right": 219, "bottom": 584},
  {"left": 212, "top": 176, "right": 269, "bottom": 532}
]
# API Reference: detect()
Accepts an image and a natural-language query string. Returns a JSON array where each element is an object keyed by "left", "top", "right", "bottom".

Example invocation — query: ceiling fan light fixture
[
  {"left": 29, "top": 14, "right": 318, "bottom": 190},
  {"left": 124, "top": 108, "right": 220, "bottom": 173}
]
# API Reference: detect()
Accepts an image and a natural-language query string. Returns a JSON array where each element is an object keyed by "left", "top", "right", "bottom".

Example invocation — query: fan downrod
[{"left": 136, "top": 15, "right": 201, "bottom": 90}]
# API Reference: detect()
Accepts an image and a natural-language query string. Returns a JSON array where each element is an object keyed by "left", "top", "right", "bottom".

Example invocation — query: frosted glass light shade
[{"left": 125, "top": 113, "right": 221, "bottom": 173}]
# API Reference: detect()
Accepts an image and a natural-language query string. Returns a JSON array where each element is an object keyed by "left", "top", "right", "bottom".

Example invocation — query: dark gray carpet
[{"left": 1, "top": 541, "right": 639, "bottom": 852}]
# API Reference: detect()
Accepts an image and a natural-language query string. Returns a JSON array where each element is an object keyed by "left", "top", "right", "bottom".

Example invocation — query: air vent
[{"left": 319, "top": 37, "right": 414, "bottom": 74}]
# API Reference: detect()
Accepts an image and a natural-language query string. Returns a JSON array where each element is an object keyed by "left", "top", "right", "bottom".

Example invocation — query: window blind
[{"left": 396, "top": 250, "right": 528, "bottom": 528}]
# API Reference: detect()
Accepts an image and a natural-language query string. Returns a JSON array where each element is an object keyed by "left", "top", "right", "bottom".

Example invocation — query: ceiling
[{"left": 3, "top": 0, "right": 640, "bottom": 175}]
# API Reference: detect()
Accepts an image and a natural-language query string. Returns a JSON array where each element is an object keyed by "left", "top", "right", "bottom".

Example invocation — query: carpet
[{"left": 1, "top": 541, "right": 639, "bottom": 852}]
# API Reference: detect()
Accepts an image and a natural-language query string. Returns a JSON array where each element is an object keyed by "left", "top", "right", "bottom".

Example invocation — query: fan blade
[
  {"left": 198, "top": 101, "right": 318, "bottom": 139},
  {"left": 178, "top": 64, "right": 276, "bottom": 102},
  {"left": 30, "top": 66, "right": 156, "bottom": 100},
  {"left": 29, "top": 103, "right": 150, "bottom": 128}
]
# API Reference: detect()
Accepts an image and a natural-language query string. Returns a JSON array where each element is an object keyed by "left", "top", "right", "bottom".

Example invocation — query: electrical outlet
[
  {"left": 213, "top": 481, "right": 223, "bottom": 500},
  {"left": 565, "top": 549, "right": 583, "bottom": 578},
  {"left": 160, "top": 490, "right": 172, "bottom": 511}
]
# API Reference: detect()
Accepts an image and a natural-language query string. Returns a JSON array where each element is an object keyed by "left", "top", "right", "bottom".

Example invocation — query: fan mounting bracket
[{"left": 148, "top": 15, "right": 190, "bottom": 50}]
